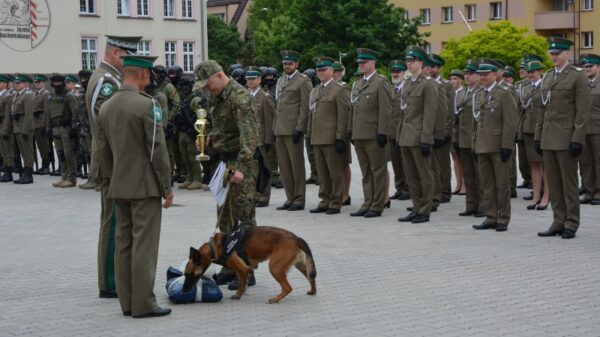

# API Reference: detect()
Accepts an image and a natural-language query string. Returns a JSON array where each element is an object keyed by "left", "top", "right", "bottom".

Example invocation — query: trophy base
[{"left": 196, "top": 154, "right": 210, "bottom": 162}]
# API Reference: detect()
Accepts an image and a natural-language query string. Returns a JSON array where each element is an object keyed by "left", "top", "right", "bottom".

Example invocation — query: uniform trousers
[
  {"left": 355, "top": 139, "right": 388, "bottom": 212},
  {"left": 544, "top": 150, "right": 580, "bottom": 232},
  {"left": 580, "top": 134, "right": 600, "bottom": 200},
  {"left": 459, "top": 148, "right": 481, "bottom": 212},
  {"left": 401, "top": 145, "right": 434, "bottom": 216},
  {"left": 314, "top": 144, "right": 344, "bottom": 209},
  {"left": 98, "top": 179, "right": 116, "bottom": 292},
  {"left": 52, "top": 126, "right": 77, "bottom": 182},
  {"left": 478, "top": 152, "right": 511, "bottom": 225},
  {"left": 276, "top": 135, "right": 306, "bottom": 207},
  {"left": 389, "top": 139, "right": 408, "bottom": 194},
  {"left": 15, "top": 132, "right": 34, "bottom": 168}
]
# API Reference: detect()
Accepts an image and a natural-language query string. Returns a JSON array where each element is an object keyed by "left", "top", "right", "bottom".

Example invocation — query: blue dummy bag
[{"left": 165, "top": 266, "right": 223, "bottom": 304}]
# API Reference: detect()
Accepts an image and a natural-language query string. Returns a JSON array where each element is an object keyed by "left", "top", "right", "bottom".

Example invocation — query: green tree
[
  {"left": 207, "top": 15, "right": 244, "bottom": 70},
  {"left": 247, "top": 0, "right": 429, "bottom": 72},
  {"left": 440, "top": 21, "right": 551, "bottom": 78}
]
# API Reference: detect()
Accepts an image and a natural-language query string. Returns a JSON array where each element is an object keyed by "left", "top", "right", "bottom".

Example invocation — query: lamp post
[
  {"left": 338, "top": 52, "right": 347, "bottom": 62},
  {"left": 199, "top": 0, "right": 208, "bottom": 61}
]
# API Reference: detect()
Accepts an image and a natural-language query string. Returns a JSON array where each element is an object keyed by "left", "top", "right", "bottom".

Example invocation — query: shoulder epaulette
[{"left": 572, "top": 66, "right": 583, "bottom": 72}]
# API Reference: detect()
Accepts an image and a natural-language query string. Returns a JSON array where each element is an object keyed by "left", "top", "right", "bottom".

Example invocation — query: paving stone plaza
[{"left": 1, "top": 159, "right": 599, "bottom": 337}]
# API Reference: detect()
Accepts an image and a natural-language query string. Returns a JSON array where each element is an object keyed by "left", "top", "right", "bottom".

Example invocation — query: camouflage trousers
[{"left": 217, "top": 159, "right": 258, "bottom": 233}]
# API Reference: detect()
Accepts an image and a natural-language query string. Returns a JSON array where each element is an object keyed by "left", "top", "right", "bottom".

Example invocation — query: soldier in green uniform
[
  {"left": 579, "top": 53, "right": 600, "bottom": 205},
  {"left": 304, "top": 68, "right": 319, "bottom": 186},
  {"left": 247, "top": 66, "right": 275, "bottom": 207},
  {"left": 86, "top": 35, "right": 142, "bottom": 298},
  {"left": 389, "top": 60, "right": 410, "bottom": 201},
  {"left": 349, "top": 48, "right": 392, "bottom": 218},
  {"left": 516, "top": 56, "right": 535, "bottom": 190},
  {"left": 0, "top": 75, "right": 14, "bottom": 182},
  {"left": 261, "top": 67, "right": 283, "bottom": 189},
  {"left": 194, "top": 60, "right": 259, "bottom": 286},
  {"left": 307, "top": 57, "right": 350, "bottom": 214},
  {"left": 449, "top": 69, "right": 466, "bottom": 195},
  {"left": 173, "top": 76, "right": 206, "bottom": 190},
  {"left": 32, "top": 74, "right": 51, "bottom": 175},
  {"left": 472, "top": 60, "right": 518, "bottom": 232},
  {"left": 455, "top": 60, "right": 484, "bottom": 217},
  {"left": 331, "top": 62, "right": 353, "bottom": 206},
  {"left": 397, "top": 46, "right": 436, "bottom": 223},
  {"left": 77, "top": 70, "right": 93, "bottom": 181},
  {"left": 11, "top": 74, "right": 35, "bottom": 184},
  {"left": 536, "top": 38, "right": 590, "bottom": 239},
  {"left": 47, "top": 74, "right": 81, "bottom": 188},
  {"left": 97, "top": 55, "right": 173, "bottom": 318},
  {"left": 274, "top": 50, "right": 312, "bottom": 211}
]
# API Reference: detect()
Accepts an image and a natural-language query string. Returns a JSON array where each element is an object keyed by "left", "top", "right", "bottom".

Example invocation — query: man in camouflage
[{"left": 194, "top": 60, "right": 259, "bottom": 287}]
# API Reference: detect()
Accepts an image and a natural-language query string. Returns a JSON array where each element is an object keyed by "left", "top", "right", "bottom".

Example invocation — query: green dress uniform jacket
[
  {"left": 11, "top": 88, "right": 34, "bottom": 135},
  {"left": 32, "top": 88, "right": 49, "bottom": 129},
  {"left": 397, "top": 74, "right": 436, "bottom": 146},
  {"left": 350, "top": 73, "right": 392, "bottom": 139},
  {"left": 252, "top": 88, "right": 275, "bottom": 146},
  {"left": 274, "top": 71, "right": 312, "bottom": 135},
  {"left": 580, "top": 77, "right": 600, "bottom": 200}
]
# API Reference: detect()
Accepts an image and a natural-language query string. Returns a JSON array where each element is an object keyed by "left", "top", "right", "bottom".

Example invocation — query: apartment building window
[
  {"left": 183, "top": 42, "right": 194, "bottom": 72},
  {"left": 423, "top": 43, "right": 431, "bottom": 54},
  {"left": 420, "top": 9, "right": 431, "bottom": 25},
  {"left": 554, "top": 0, "right": 568, "bottom": 11},
  {"left": 80, "top": 0, "right": 95, "bottom": 14},
  {"left": 137, "top": 41, "right": 151, "bottom": 56},
  {"left": 117, "top": 0, "right": 129, "bottom": 15},
  {"left": 165, "top": 41, "right": 177, "bottom": 67},
  {"left": 442, "top": 6, "right": 453, "bottom": 23},
  {"left": 583, "top": 32, "right": 594, "bottom": 48},
  {"left": 490, "top": 2, "right": 503, "bottom": 19},
  {"left": 81, "top": 38, "right": 97, "bottom": 71},
  {"left": 137, "top": 0, "right": 149, "bottom": 16},
  {"left": 466, "top": 4, "right": 477, "bottom": 21},
  {"left": 584, "top": 0, "right": 594, "bottom": 10},
  {"left": 164, "top": 0, "right": 175, "bottom": 17},
  {"left": 182, "top": 0, "right": 193, "bottom": 18}
]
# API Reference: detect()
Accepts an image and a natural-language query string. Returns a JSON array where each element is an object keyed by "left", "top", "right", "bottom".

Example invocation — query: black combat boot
[
  {"left": 14, "top": 167, "right": 33, "bottom": 184},
  {"left": 0, "top": 166, "right": 13, "bottom": 182}
]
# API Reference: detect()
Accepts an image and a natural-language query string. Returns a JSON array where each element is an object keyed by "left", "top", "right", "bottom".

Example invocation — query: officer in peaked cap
[
  {"left": 11, "top": 74, "right": 36, "bottom": 184},
  {"left": 388, "top": 59, "right": 410, "bottom": 201},
  {"left": 97, "top": 54, "right": 172, "bottom": 318},
  {"left": 0, "top": 74, "right": 16, "bottom": 182},
  {"left": 579, "top": 53, "right": 600, "bottom": 206},
  {"left": 331, "top": 61, "right": 353, "bottom": 206},
  {"left": 32, "top": 74, "right": 51, "bottom": 175},
  {"left": 85, "top": 34, "right": 142, "bottom": 298},
  {"left": 536, "top": 37, "right": 590, "bottom": 239}
]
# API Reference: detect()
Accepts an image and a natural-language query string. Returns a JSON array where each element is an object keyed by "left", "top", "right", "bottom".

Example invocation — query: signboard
[{"left": 0, "top": 0, "right": 51, "bottom": 52}]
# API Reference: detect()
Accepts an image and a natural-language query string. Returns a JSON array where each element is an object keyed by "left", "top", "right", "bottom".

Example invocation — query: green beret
[
  {"left": 120, "top": 55, "right": 158, "bottom": 69},
  {"left": 332, "top": 62, "right": 345, "bottom": 71},
  {"left": 13, "top": 74, "right": 32, "bottom": 83},
  {"left": 548, "top": 37, "right": 573, "bottom": 51},
  {"left": 580, "top": 53, "right": 600, "bottom": 65},
  {"left": 503, "top": 66, "right": 516, "bottom": 78},
  {"left": 193, "top": 60, "right": 223, "bottom": 89},
  {"left": 404, "top": 45, "right": 427, "bottom": 62},
  {"left": 106, "top": 35, "right": 142, "bottom": 54},
  {"left": 245, "top": 66, "right": 262, "bottom": 79},
  {"left": 34, "top": 74, "right": 48, "bottom": 82},
  {"left": 526, "top": 61, "right": 545, "bottom": 72},
  {"left": 389, "top": 59, "right": 407, "bottom": 71},
  {"left": 64, "top": 75, "right": 79, "bottom": 83},
  {"left": 429, "top": 54, "right": 445, "bottom": 67},
  {"left": 356, "top": 48, "right": 379, "bottom": 61},
  {"left": 280, "top": 50, "right": 300, "bottom": 62},
  {"left": 450, "top": 69, "right": 464, "bottom": 79},
  {"left": 0, "top": 74, "right": 11, "bottom": 83},
  {"left": 464, "top": 59, "right": 479, "bottom": 73},
  {"left": 313, "top": 56, "right": 336, "bottom": 69},
  {"left": 477, "top": 59, "right": 499, "bottom": 73}
]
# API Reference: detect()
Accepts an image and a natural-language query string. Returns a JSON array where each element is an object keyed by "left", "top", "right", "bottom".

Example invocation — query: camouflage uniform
[
  {"left": 48, "top": 86, "right": 81, "bottom": 185},
  {"left": 158, "top": 79, "right": 183, "bottom": 179},
  {"left": 174, "top": 89, "right": 204, "bottom": 187}
]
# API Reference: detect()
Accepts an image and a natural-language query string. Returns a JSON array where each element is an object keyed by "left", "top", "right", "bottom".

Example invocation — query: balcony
[{"left": 535, "top": 11, "right": 578, "bottom": 30}]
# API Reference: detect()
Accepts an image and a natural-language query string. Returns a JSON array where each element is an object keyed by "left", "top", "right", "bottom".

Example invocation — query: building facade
[
  {"left": 0, "top": 0, "right": 204, "bottom": 74},
  {"left": 207, "top": 0, "right": 251, "bottom": 39},
  {"left": 393, "top": 0, "right": 599, "bottom": 60}
]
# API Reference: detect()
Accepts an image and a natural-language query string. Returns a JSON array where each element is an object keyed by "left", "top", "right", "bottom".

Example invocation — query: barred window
[{"left": 81, "top": 38, "right": 97, "bottom": 70}]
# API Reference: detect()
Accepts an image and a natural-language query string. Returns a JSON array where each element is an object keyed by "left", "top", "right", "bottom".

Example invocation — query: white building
[{"left": 0, "top": 0, "right": 205, "bottom": 74}]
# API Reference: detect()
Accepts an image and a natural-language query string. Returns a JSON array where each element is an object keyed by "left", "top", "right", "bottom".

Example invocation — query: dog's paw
[
  {"left": 307, "top": 290, "right": 316, "bottom": 296},
  {"left": 230, "top": 294, "right": 241, "bottom": 300},
  {"left": 267, "top": 298, "right": 279, "bottom": 304}
]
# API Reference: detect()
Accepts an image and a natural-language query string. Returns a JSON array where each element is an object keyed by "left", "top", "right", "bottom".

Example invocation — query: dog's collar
[{"left": 208, "top": 227, "right": 248, "bottom": 266}]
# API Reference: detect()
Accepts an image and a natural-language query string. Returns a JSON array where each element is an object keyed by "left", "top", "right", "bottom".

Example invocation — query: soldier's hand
[
  {"left": 569, "top": 142, "right": 583, "bottom": 158},
  {"left": 292, "top": 130, "right": 303, "bottom": 144},
  {"left": 500, "top": 148, "right": 512, "bottom": 162},
  {"left": 534, "top": 141, "right": 543, "bottom": 156},
  {"left": 335, "top": 139, "right": 346, "bottom": 153},
  {"left": 420, "top": 143, "right": 431, "bottom": 157},
  {"left": 376, "top": 134, "right": 387, "bottom": 147},
  {"left": 229, "top": 169, "right": 244, "bottom": 184},
  {"left": 163, "top": 192, "right": 174, "bottom": 209}
]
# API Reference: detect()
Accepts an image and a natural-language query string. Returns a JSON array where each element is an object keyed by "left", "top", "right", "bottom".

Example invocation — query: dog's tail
[{"left": 297, "top": 237, "right": 316, "bottom": 279}]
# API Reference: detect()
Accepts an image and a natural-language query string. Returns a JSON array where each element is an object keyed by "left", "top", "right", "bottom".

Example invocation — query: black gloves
[
  {"left": 69, "top": 127, "right": 78, "bottom": 139},
  {"left": 500, "top": 148, "right": 512, "bottom": 162},
  {"left": 534, "top": 141, "right": 543, "bottom": 156},
  {"left": 433, "top": 138, "right": 444, "bottom": 149},
  {"left": 335, "top": 139, "right": 346, "bottom": 153},
  {"left": 420, "top": 143, "right": 431, "bottom": 157},
  {"left": 376, "top": 134, "right": 387, "bottom": 147},
  {"left": 453, "top": 142, "right": 460, "bottom": 154},
  {"left": 472, "top": 149, "right": 478, "bottom": 162},
  {"left": 292, "top": 130, "right": 303, "bottom": 144},
  {"left": 569, "top": 142, "right": 583, "bottom": 158}
]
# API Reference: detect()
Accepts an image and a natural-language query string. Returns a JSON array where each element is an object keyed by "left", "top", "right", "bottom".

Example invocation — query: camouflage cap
[{"left": 193, "top": 60, "right": 223, "bottom": 89}]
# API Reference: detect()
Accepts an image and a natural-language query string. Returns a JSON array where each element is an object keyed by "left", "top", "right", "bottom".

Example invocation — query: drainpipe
[{"left": 505, "top": 0, "right": 509, "bottom": 20}]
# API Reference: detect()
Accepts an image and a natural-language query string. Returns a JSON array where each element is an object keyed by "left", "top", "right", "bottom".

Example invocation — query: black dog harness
[{"left": 209, "top": 226, "right": 249, "bottom": 266}]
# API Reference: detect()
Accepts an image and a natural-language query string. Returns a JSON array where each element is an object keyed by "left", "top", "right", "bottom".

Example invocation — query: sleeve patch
[
  {"left": 153, "top": 104, "right": 163, "bottom": 123},
  {"left": 100, "top": 83, "right": 114, "bottom": 97}
]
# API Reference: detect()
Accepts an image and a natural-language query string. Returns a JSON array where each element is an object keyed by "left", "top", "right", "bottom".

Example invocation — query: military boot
[
  {"left": 52, "top": 180, "right": 65, "bottom": 187},
  {"left": 60, "top": 180, "right": 76, "bottom": 188},
  {"left": 35, "top": 160, "right": 50, "bottom": 175},
  {"left": 0, "top": 167, "right": 13, "bottom": 182},
  {"left": 14, "top": 167, "right": 33, "bottom": 184},
  {"left": 79, "top": 177, "right": 98, "bottom": 190}
]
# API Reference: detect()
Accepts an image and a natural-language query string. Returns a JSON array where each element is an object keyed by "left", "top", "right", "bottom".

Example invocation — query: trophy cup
[{"left": 194, "top": 108, "right": 210, "bottom": 161}]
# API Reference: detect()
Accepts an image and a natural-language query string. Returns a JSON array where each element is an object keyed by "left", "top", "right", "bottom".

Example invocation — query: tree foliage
[
  {"left": 440, "top": 21, "right": 551, "bottom": 78},
  {"left": 247, "top": 0, "right": 429, "bottom": 73},
  {"left": 207, "top": 15, "right": 244, "bottom": 71}
]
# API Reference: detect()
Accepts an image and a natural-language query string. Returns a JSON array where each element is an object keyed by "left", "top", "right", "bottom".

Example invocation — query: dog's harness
[{"left": 208, "top": 225, "right": 249, "bottom": 266}]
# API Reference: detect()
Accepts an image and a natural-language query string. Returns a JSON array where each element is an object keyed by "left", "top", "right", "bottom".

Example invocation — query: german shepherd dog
[{"left": 184, "top": 226, "right": 317, "bottom": 303}]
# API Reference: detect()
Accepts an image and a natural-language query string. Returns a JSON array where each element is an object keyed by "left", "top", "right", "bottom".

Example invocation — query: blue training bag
[{"left": 165, "top": 265, "right": 223, "bottom": 304}]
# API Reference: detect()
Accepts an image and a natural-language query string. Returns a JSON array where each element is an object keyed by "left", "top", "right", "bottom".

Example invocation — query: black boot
[
  {"left": 35, "top": 160, "right": 50, "bottom": 175},
  {"left": 0, "top": 166, "right": 13, "bottom": 182},
  {"left": 14, "top": 167, "right": 33, "bottom": 184}
]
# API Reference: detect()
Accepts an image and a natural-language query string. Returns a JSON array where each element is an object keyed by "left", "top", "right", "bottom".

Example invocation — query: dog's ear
[{"left": 190, "top": 247, "right": 201, "bottom": 264}]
